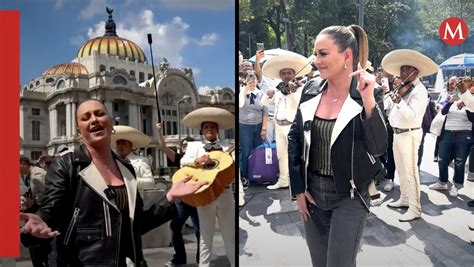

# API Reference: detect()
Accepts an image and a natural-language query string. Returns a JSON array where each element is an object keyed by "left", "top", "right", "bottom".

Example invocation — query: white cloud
[
  {"left": 198, "top": 85, "right": 221, "bottom": 94},
  {"left": 192, "top": 68, "right": 200, "bottom": 76},
  {"left": 54, "top": 0, "right": 65, "bottom": 9},
  {"left": 80, "top": 0, "right": 107, "bottom": 20},
  {"left": 87, "top": 10, "right": 195, "bottom": 67},
  {"left": 195, "top": 33, "right": 218, "bottom": 46},
  {"left": 160, "top": 0, "right": 234, "bottom": 10},
  {"left": 70, "top": 35, "right": 86, "bottom": 46}
]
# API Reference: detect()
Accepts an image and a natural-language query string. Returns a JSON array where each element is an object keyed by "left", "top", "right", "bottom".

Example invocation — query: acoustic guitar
[{"left": 172, "top": 150, "right": 235, "bottom": 207}]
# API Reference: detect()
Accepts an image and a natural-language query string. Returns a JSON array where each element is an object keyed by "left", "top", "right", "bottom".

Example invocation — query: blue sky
[{"left": 0, "top": 0, "right": 235, "bottom": 92}]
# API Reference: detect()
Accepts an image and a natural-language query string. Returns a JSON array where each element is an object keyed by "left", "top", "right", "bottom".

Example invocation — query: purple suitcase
[{"left": 248, "top": 142, "right": 279, "bottom": 183}]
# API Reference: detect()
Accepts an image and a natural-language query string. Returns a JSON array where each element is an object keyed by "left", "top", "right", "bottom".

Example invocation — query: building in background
[{"left": 20, "top": 10, "right": 234, "bottom": 171}]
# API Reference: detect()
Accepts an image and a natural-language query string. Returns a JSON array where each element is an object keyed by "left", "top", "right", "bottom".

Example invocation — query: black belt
[{"left": 393, "top": 127, "right": 421, "bottom": 134}]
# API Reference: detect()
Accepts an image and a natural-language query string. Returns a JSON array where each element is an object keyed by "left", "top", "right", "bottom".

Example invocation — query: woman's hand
[
  {"left": 155, "top": 122, "right": 163, "bottom": 132},
  {"left": 20, "top": 213, "right": 60, "bottom": 238},
  {"left": 295, "top": 192, "right": 316, "bottom": 222},
  {"left": 244, "top": 79, "right": 257, "bottom": 95},
  {"left": 255, "top": 49, "right": 264, "bottom": 63},
  {"left": 350, "top": 68, "right": 376, "bottom": 117},
  {"left": 166, "top": 175, "right": 208, "bottom": 202},
  {"left": 194, "top": 154, "right": 211, "bottom": 167}
]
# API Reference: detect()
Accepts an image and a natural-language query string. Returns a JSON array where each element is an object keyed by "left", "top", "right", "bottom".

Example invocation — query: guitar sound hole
[{"left": 203, "top": 159, "right": 219, "bottom": 170}]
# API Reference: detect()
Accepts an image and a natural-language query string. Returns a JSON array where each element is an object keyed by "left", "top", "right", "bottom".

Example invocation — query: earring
[
  {"left": 112, "top": 129, "right": 116, "bottom": 134},
  {"left": 344, "top": 63, "right": 347, "bottom": 70}
]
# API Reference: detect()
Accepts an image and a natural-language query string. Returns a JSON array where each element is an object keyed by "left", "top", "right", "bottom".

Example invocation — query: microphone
[
  {"left": 147, "top": 33, "right": 152, "bottom": 44},
  {"left": 104, "top": 188, "right": 116, "bottom": 200}
]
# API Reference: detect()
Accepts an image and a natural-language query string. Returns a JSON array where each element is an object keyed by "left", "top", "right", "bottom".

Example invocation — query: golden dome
[
  {"left": 77, "top": 36, "right": 147, "bottom": 63},
  {"left": 43, "top": 62, "right": 89, "bottom": 76}
]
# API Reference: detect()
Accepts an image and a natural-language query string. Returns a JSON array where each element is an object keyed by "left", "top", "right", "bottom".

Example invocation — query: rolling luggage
[{"left": 248, "top": 141, "right": 279, "bottom": 183}]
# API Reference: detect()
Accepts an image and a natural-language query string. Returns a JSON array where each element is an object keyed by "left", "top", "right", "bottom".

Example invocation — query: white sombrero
[
  {"left": 262, "top": 54, "right": 313, "bottom": 79},
  {"left": 381, "top": 49, "right": 439, "bottom": 77},
  {"left": 111, "top": 125, "right": 151, "bottom": 149},
  {"left": 182, "top": 107, "right": 234, "bottom": 130}
]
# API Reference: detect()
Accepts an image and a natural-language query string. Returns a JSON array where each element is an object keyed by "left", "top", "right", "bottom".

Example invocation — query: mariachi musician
[
  {"left": 179, "top": 107, "right": 235, "bottom": 267},
  {"left": 382, "top": 49, "right": 438, "bottom": 222}
]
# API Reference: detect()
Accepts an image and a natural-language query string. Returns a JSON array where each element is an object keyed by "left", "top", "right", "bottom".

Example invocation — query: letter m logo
[{"left": 439, "top": 17, "right": 469, "bottom": 46}]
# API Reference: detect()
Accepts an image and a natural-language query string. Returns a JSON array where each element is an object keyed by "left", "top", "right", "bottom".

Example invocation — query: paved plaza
[{"left": 239, "top": 134, "right": 474, "bottom": 266}]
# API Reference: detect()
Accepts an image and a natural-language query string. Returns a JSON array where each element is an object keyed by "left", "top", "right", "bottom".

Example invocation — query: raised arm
[{"left": 156, "top": 123, "right": 177, "bottom": 163}]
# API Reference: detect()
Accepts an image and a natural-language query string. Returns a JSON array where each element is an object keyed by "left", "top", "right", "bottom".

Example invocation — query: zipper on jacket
[
  {"left": 304, "top": 140, "right": 309, "bottom": 191},
  {"left": 115, "top": 211, "right": 122, "bottom": 266},
  {"left": 63, "top": 207, "right": 80, "bottom": 245},
  {"left": 103, "top": 201, "right": 112, "bottom": 237},
  {"left": 350, "top": 121, "right": 356, "bottom": 199},
  {"left": 366, "top": 152, "right": 376, "bottom": 164}
]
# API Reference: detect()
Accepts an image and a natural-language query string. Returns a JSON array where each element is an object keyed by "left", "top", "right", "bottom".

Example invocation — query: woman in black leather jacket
[
  {"left": 20, "top": 99, "right": 206, "bottom": 267},
  {"left": 288, "top": 25, "right": 387, "bottom": 267}
]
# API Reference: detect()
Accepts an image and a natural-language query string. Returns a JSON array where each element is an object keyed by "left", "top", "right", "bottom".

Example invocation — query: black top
[
  {"left": 308, "top": 116, "right": 336, "bottom": 176},
  {"left": 109, "top": 184, "right": 132, "bottom": 265}
]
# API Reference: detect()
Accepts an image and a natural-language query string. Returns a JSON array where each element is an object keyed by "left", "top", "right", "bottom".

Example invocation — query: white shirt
[
  {"left": 261, "top": 84, "right": 303, "bottom": 123},
  {"left": 180, "top": 139, "right": 230, "bottom": 166},
  {"left": 460, "top": 90, "right": 474, "bottom": 111},
  {"left": 127, "top": 153, "right": 154, "bottom": 190},
  {"left": 445, "top": 102, "right": 472, "bottom": 131},
  {"left": 388, "top": 79, "right": 428, "bottom": 129}
]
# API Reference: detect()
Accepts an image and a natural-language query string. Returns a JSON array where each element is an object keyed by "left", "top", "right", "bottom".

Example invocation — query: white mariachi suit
[
  {"left": 180, "top": 140, "right": 235, "bottom": 267},
  {"left": 387, "top": 79, "right": 428, "bottom": 218},
  {"left": 126, "top": 153, "right": 155, "bottom": 208},
  {"left": 261, "top": 86, "right": 302, "bottom": 190}
]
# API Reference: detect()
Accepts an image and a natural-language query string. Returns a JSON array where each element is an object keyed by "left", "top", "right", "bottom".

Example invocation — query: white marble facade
[{"left": 20, "top": 16, "right": 234, "bottom": 170}]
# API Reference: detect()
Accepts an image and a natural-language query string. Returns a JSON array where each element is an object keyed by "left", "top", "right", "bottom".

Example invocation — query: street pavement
[{"left": 239, "top": 134, "right": 474, "bottom": 266}]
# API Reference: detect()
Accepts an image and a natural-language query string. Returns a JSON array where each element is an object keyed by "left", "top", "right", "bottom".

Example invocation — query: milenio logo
[{"left": 439, "top": 17, "right": 469, "bottom": 46}]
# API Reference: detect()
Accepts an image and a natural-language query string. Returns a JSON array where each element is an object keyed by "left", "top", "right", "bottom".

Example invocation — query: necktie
[
  {"left": 247, "top": 93, "right": 256, "bottom": 105},
  {"left": 204, "top": 142, "right": 223, "bottom": 152}
]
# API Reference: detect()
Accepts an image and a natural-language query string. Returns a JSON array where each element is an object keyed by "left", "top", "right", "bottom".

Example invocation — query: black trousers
[{"left": 29, "top": 240, "right": 51, "bottom": 267}]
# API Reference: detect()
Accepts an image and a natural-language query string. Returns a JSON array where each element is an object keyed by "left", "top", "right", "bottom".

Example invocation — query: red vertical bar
[{"left": 0, "top": 10, "right": 20, "bottom": 257}]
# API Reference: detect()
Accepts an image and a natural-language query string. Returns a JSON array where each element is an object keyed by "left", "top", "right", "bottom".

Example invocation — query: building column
[
  {"left": 104, "top": 100, "right": 113, "bottom": 119},
  {"left": 19, "top": 106, "right": 24, "bottom": 139},
  {"left": 129, "top": 102, "right": 138, "bottom": 129},
  {"left": 71, "top": 102, "right": 77, "bottom": 136},
  {"left": 49, "top": 106, "right": 57, "bottom": 139},
  {"left": 137, "top": 105, "right": 142, "bottom": 132},
  {"left": 152, "top": 107, "right": 158, "bottom": 136},
  {"left": 66, "top": 102, "right": 71, "bottom": 137}
]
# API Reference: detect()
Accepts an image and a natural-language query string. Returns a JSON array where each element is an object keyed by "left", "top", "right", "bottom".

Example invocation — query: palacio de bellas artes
[{"left": 19, "top": 9, "right": 235, "bottom": 171}]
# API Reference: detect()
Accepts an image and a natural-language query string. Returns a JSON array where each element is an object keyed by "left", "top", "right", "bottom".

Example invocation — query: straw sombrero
[
  {"left": 381, "top": 49, "right": 438, "bottom": 77},
  {"left": 182, "top": 107, "right": 234, "bottom": 130},
  {"left": 111, "top": 125, "right": 151, "bottom": 149},
  {"left": 262, "top": 54, "right": 312, "bottom": 80}
]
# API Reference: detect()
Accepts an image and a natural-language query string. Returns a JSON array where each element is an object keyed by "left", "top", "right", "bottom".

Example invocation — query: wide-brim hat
[
  {"left": 381, "top": 49, "right": 439, "bottom": 77},
  {"left": 262, "top": 54, "right": 312, "bottom": 79},
  {"left": 38, "top": 155, "right": 53, "bottom": 164},
  {"left": 111, "top": 125, "right": 152, "bottom": 149},
  {"left": 182, "top": 107, "right": 234, "bottom": 130}
]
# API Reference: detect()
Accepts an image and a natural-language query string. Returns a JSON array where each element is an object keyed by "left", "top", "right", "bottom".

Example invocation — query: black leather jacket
[
  {"left": 288, "top": 77, "right": 387, "bottom": 197},
  {"left": 21, "top": 145, "right": 177, "bottom": 266}
]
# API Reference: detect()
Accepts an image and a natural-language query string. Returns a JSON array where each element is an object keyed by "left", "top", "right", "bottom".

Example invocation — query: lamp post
[
  {"left": 358, "top": 0, "right": 365, "bottom": 28},
  {"left": 176, "top": 95, "right": 192, "bottom": 142},
  {"left": 240, "top": 31, "right": 251, "bottom": 59}
]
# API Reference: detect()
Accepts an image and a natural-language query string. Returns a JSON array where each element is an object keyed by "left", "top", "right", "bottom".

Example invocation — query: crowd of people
[{"left": 239, "top": 24, "right": 474, "bottom": 265}]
